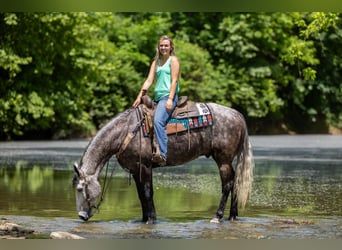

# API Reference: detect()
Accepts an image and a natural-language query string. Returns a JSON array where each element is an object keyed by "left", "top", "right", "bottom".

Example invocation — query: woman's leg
[{"left": 153, "top": 95, "right": 178, "bottom": 159}]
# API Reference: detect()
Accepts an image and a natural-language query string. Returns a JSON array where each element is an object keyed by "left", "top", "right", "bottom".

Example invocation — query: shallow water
[{"left": 0, "top": 138, "right": 342, "bottom": 239}]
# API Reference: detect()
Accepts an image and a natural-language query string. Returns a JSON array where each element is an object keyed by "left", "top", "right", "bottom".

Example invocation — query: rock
[
  {"left": 0, "top": 222, "right": 20, "bottom": 231},
  {"left": 0, "top": 224, "right": 32, "bottom": 239},
  {"left": 50, "top": 231, "right": 85, "bottom": 239},
  {"left": 0, "top": 222, "right": 34, "bottom": 237}
]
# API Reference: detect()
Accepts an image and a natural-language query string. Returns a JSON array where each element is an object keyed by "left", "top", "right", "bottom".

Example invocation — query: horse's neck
[{"left": 81, "top": 109, "right": 134, "bottom": 176}]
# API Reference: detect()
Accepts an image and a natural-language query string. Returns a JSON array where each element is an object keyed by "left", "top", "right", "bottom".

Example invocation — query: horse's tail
[{"left": 234, "top": 124, "right": 254, "bottom": 209}]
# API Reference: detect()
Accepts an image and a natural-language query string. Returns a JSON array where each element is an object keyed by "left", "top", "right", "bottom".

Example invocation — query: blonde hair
[{"left": 154, "top": 35, "right": 175, "bottom": 61}]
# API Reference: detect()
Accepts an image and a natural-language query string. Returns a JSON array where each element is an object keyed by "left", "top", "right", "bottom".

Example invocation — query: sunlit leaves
[
  {"left": 0, "top": 49, "right": 32, "bottom": 79},
  {"left": 299, "top": 12, "right": 339, "bottom": 39},
  {"left": 1, "top": 12, "right": 342, "bottom": 138}
]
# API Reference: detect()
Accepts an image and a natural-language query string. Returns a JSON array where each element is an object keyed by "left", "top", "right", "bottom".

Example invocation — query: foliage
[{"left": 0, "top": 12, "right": 342, "bottom": 139}]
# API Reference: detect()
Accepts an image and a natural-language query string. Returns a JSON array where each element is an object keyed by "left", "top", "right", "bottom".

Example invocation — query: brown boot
[{"left": 151, "top": 154, "right": 167, "bottom": 166}]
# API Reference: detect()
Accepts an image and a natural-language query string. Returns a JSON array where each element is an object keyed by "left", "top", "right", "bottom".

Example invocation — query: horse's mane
[{"left": 79, "top": 107, "right": 136, "bottom": 174}]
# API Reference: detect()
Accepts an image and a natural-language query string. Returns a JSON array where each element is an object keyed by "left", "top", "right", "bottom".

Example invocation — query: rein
[
  {"left": 116, "top": 107, "right": 145, "bottom": 159},
  {"left": 93, "top": 108, "right": 145, "bottom": 212},
  {"left": 92, "top": 160, "right": 117, "bottom": 212},
  {"left": 85, "top": 108, "right": 146, "bottom": 213}
]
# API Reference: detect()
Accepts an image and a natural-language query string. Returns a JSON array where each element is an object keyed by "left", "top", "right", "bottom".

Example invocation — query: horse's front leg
[
  {"left": 211, "top": 162, "right": 235, "bottom": 223},
  {"left": 133, "top": 164, "right": 156, "bottom": 224}
]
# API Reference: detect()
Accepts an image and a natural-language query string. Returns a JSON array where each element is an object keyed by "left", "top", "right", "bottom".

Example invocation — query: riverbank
[
  {"left": 0, "top": 217, "right": 83, "bottom": 239},
  {"left": 1, "top": 214, "right": 342, "bottom": 239}
]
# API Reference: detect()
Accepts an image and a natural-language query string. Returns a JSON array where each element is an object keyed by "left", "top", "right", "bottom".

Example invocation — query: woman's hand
[
  {"left": 166, "top": 98, "right": 173, "bottom": 112},
  {"left": 132, "top": 94, "right": 142, "bottom": 108}
]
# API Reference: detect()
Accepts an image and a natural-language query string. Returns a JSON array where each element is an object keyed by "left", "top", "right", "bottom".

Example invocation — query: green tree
[
  {"left": 0, "top": 13, "right": 142, "bottom": 139},
  {"left": 171, "top": 12, "right": 341, "bottom": 133},
  {"left": 288, "top": 12, "right": 342, "bottom": 131},
  {"left": 1, "top": 12, "right": 342, "bottom": 139}
]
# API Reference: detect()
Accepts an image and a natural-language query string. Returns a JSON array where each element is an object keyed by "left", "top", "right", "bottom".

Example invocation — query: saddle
[
  {"left": 138, "top": 95, "right": 213, "bottom": 158},
  {"left": 140, "top": 95, "right": 213, "bottom": 136}
]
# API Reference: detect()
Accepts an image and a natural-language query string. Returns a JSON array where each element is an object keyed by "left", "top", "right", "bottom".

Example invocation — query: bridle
[
  {"left": 79, "top": 160, "right": 117, "bottom": 213},
  {"left": 77, "top": 108, "right": 143, "bottom": 215},
  {"left": 95, "top": 160, "right": 117, "bottom": 211}
]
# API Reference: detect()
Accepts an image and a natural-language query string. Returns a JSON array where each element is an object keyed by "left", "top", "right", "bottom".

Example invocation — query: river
[{"left": 0, "top": 135, "right": 341, "bottom": 239}]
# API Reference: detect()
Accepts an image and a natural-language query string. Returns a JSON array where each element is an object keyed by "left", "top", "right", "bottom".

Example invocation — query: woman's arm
[
  {"left": 132, "top": 60, "right": 157, "bottom": 108},
  {"left": 166, "top": 56, "right": 180, "bottom": 111}
]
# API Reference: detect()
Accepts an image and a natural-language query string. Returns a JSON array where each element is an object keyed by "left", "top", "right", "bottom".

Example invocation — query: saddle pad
[
  {"left": 142, "top": 114, "right": 213, "bottom": 137},
  {"left": 143, "top": 103, "right": 213, "bottom": 137},
  {"left": 166, "top": 114, "right": 213, "bottom": 135}
]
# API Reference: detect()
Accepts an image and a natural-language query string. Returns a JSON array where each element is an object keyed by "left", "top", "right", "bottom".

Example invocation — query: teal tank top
[{"left": 154, "top": 56, "right": 180, "bottom": 101}]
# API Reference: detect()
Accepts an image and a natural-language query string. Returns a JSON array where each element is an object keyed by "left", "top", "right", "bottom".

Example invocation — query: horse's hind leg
[
  {"left": 132, "top": 164, "right": 156, "bottom": 224},
  {"left": 211, "top": 162, "right": 235, "bottom": 223},
  {"left": 229, "top": 182, "right": 238, "bottom": 221}
]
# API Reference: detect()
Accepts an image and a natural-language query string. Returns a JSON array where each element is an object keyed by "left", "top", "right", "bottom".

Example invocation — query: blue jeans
[{"left": 154, "top": 95, "right": 178, "bottom": 158}]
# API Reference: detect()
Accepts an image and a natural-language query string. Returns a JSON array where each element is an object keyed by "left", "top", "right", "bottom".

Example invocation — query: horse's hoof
[
  {"left": 210, "top": 217, "right": 221, "bottom": 224},
  {"left": 228, "top": 216, "right": 237, "bottom": 222},
  {"left": 145, "top": 218, "right": 155, "bottom": 224}
]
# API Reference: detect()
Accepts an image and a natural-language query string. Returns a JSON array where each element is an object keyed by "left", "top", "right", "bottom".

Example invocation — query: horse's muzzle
[{"left": 78, "top": 211, "right": 90, "bottom": 221}]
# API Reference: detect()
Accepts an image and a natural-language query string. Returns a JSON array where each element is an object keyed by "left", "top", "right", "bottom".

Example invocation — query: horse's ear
[{"left": 74, "top": 162, "right": 80, "bottom": 177}]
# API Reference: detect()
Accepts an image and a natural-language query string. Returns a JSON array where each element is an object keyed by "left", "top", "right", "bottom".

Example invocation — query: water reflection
[
  {"left": 1, "top": 161, "right": 54, "bottom": 193},
  {"left": 249, "top": 162, "right": 342, "bottom": 218},
  {"left": 0, "top": 162, "right": 74, "bottom": 218},
  {"left": 0, "top": 158, "right": 341, "bottom": 221},
  {"left": 0, "top": 162, "right": 221, "bottom": 221}
]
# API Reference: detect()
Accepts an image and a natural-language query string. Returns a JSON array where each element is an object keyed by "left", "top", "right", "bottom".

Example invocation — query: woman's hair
[{"left": 154, "top": 35, "right": 175, "bottom": 61}]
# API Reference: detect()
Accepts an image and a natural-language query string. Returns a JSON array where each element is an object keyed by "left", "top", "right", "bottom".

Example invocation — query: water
[{"left": 0, "top": 137, "right": 342, "bottom": 239}]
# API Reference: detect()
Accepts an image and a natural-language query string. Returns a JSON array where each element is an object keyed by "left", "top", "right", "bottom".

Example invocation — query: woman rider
[{"left": 133, "top": 35, "right": 180, "bottom": 166}]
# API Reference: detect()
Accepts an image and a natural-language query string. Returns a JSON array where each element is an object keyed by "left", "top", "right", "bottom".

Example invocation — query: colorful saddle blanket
[{"left": 142, "top": 102, "right": 213, "bottom": 137}]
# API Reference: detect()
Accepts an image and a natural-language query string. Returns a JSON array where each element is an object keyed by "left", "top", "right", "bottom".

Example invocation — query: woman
[{"left": 133, "top": 35, "right": 180, "bottom": 166}]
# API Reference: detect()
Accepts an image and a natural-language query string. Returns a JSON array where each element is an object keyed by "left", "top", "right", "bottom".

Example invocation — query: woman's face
[{"left": 159, "top": 39, "right": 172, "bottom": 56}]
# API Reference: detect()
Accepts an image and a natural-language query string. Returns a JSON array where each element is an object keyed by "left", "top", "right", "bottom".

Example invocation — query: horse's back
[
  {"left": 207, "top": 103, "right": 246, "bottom": 127},
  {"left": 206, "top": 103, "right": 247, "bottom": 156}
]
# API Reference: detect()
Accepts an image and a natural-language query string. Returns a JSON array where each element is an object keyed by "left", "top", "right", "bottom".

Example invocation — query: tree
[
  {"left": 1, "top": 12, "right": 342, "bottom": 139},
  {"left": 171, "top": 12, "right": 341, "bottom": 133}
]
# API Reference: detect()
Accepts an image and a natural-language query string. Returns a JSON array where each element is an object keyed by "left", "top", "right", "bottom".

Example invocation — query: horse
[{"left": 72, "top": 101, "right": 254, "bottom": 224}]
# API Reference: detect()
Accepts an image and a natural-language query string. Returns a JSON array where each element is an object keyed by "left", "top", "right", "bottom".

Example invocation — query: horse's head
[{"left": 72, "top": 163, "right": 101, "bottom": 221}]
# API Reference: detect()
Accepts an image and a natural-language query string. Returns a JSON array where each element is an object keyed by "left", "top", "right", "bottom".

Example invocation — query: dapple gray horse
[{"left": 72, "top": 102, "right": 254, "bottom": 224}]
